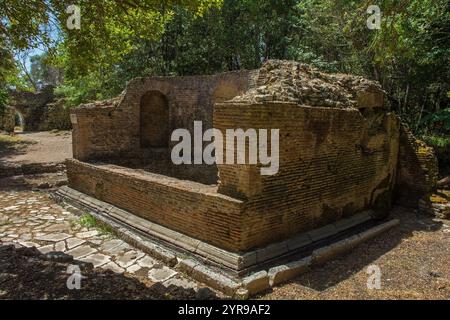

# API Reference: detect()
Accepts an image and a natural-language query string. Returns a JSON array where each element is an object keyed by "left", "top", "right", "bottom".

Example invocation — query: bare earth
[
  {"left": 261, "top": 207, "right": 450, "bottom": 300},
  {"left": 0, "top": 131, "right": 72, "bottom": 165}
]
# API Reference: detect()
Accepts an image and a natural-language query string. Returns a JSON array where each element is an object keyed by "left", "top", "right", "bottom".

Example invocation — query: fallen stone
[{"left": 233, "top": 288, "right": 249, "bottom": 300}]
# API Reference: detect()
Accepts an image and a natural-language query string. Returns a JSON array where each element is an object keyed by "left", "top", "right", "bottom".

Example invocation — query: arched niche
[{"left": 140, "top": 91, "right": 169, "bottom": 148}]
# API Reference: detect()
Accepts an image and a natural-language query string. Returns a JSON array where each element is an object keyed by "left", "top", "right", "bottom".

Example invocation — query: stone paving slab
[
  {"left": 0, "top": 190, "right": 209, "bottom": 297},
  {"left": 148, "top": 265, "right": 178, "bottom": 282},
  {"left": 81, "top": 253, "right": 111, "bottom": 267}
]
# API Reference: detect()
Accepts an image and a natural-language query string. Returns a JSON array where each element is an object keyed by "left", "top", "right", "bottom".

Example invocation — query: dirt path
[
  {"left": 0, "top": 131, "right": 72, "bottom": 165},
  {"left": 260, "top": 207, "right": 450, "bottom": 300}
]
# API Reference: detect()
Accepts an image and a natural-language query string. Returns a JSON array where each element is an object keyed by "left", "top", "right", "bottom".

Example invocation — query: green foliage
[
  {"left": 29, "top": 53, "right": 62, "bottom": 88},
  {"left": 0, "top": 88, "right": 8, "bottom": 114},
  {"left": 0, "top": 0, "right": 448, "bottom": 136},
  {"left": 73, "top": 213, "right": 113, "bottom": 236},
  {"left": 54, "top": 72, "right": 106, "bottom": 107},
  {"left": 422, "top": 135, "right": 450, "bottom": 149},
  {"left": 1, "top": 0, "right": 223, "bottom": 102},
  {"left": 421, "top": 109, "right": 450, "bottom": 131}
]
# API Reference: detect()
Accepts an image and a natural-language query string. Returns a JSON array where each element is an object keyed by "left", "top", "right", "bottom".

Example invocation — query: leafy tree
[
  {"left": 29, "top": 53, "right": 63, "bottom": 88},
  {"left": 1, "top": 0, "right": 448, "bottom": 139}
]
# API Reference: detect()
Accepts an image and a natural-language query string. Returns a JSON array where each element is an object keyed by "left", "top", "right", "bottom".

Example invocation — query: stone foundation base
[{"left": 53, "top": 186, "right": 399, "bottom": 297}]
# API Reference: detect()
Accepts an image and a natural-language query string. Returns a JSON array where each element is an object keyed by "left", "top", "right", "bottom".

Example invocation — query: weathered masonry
[
  {"left": 59, "top": 60, "right": 438, "bottom": 275},
  {"left": 0, "top": 85, "right": 71, "bottom": 132}
]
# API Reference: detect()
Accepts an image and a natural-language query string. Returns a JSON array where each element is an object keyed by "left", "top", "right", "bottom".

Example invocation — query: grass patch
[
  {"left": 72, "top": 213, "right": 114, "bottom": 236},
  {"left": 0, "top": 134, "right": 35, "bottom": 154}
]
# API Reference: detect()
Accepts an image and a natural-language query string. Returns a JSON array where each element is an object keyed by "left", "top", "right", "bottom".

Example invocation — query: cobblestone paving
[{"left": 0, "top": 190, "right": 203, "bottom": 293}]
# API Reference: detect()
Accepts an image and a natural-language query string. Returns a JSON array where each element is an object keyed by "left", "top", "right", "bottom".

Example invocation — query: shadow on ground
[
  {"left": 284, "top": 206, "right": 444, "bottom": 292},
  {"left": 0, "top": 133, "right": 36, "bottom": 159},
  {"left": 0, "top": 244, "right": 217, "bottom": 300},
  {"left": 0, "top": 173, "right": 67, "bottom": 191}
]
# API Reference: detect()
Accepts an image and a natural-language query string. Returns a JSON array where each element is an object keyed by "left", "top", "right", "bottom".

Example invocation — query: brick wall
[
  {"left": 66, "top": 159, "right": 246, "bottom": 252},
  {"left": 68, "top": 103, "right": 401, "bottom": 252},
  {"left": 67, "top": 60, "right": 435, "bottom": 253},
  {"left": 214, "top": 102, "right": 400, "bottom": 248},
  {"left": 395, "top": 124, "right": 439, "bottom": 207},
  {"left": 71, "top": 71, "right": 254, "bottom": 183}
]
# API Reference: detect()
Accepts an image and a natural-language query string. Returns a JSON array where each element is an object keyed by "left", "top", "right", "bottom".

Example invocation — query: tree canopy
[{"left": 0, "top": 0, "right": 448, "bottom": 134}]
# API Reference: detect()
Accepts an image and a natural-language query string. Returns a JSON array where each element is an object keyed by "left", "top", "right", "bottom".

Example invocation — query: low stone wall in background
[
  {"left": 38, "top": 99, "right": 72, "bottom": 131},
  {"left": 6, "top": 86, "right": 72, "bottom": 132}
]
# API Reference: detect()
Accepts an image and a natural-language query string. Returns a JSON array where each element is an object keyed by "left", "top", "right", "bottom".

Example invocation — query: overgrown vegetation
[
  {"left": 72, "top": 213, "right": 114, "bottom": 236},
  {"left": 422, "top": 135, "right": 450, "bottom": 149}
]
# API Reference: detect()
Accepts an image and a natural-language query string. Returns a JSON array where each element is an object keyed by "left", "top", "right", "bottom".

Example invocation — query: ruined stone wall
[
  {"left": 0, "top": 106, "right": 16, "bottom": 132},
  {"left": 67, "top": 60, "right": 419, "bottom": 252},
  {"left": 214, "top": 103, "right": 400, "bottom": 249},
  {"left": 8, "top": 86, "right": 55, "bottom": 131},
  {"left": 71, "top": 70, "right": 254, "bottom": 183},
  {"left": 395, "top": 125, "right": 439, "bottom": 207},
  {"left": 38, "top": 99, "right": 72, "bottom": 131}
]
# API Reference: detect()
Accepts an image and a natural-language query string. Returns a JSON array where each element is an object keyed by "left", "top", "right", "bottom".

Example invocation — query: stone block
[
  {"left": 268, "top": 256, "right": 311, "bottom": 286},
  {"left": 242, "top": 271, "right": 270, "bottom": 295},
  {"left": 190, "top": 264, "right": 241, "bottom": 297}
]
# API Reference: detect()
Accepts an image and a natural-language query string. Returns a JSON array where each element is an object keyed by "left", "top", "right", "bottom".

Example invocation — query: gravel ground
[{"left": 260, "top": 207, "right": 450, "bottom": 300}]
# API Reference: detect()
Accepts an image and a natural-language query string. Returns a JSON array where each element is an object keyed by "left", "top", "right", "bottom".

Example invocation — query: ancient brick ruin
[
  {"left": 0, "top": 86, "right": 71, "bottom": 132},
  {"left": 60, "top": 60, "right": 438, "bottom": 276}
]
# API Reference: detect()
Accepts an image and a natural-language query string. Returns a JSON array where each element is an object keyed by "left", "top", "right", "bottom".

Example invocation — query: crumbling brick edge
[
  {"left": 51, "top": 187, "right": 399, "bottom": 299},
  {"left": 0, "top": 162, "right": 65, "bottom": 178}
]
